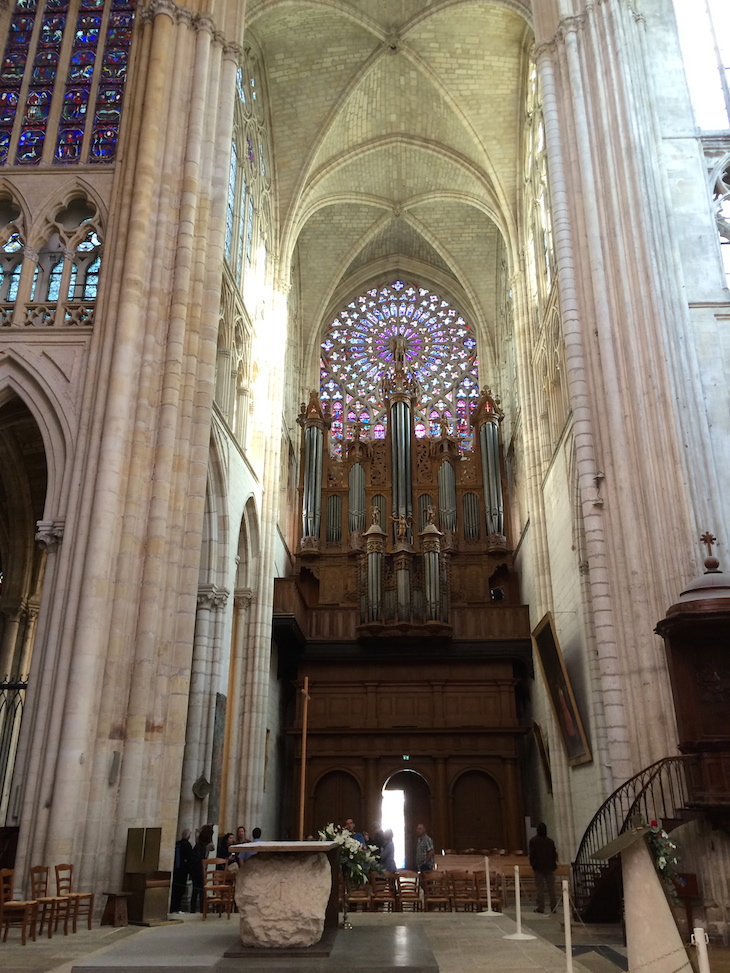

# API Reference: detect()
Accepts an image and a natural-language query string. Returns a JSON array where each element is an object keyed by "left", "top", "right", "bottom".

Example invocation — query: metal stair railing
[{"left": 572, "top": 755, "right": 693, "bottom": 917}]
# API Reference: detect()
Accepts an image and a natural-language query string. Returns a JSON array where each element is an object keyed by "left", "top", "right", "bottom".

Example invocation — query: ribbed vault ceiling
[{"left": 247, "top": 0, "right": 533, "bottom": 371}]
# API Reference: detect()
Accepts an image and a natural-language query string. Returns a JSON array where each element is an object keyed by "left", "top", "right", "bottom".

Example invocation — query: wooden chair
[
  {"left": 345, "top": 877, "right": 372, "bottom": 913},
  {"left": 473, "top": 869, "right": 502, "bottom": 912},
  {"left": 395, "top": 870, "right": 421, "bottom": 912},
  {"left": 420, "top": 870, "right": 451, "bottom": 911},
  {"left": 449, "top": 870, "right": 481, "bottom": 911},
  {"left": 0, "top": 868, "right": 37, "bottom": 945},
  {"left": 29, "top": 865, "right": 71, "bottom": 938},
  {"left": 370, "top": 871, "right": 397, "bottom": 912},
  {"left": 202, "top": 867, "right": 234, "bottom": 919},
  {"left": 55, "top": 863, "right": 94, "bottom": 932}
]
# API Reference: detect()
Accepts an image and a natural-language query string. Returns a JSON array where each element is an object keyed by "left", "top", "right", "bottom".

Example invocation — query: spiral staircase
[{"left": 572, "top": 755, "right": 695, "bottom": 921}]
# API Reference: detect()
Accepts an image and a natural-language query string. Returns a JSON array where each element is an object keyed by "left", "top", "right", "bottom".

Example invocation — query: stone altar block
[{"left": 230, "top": 840, "right": 337, "bottom": 949}]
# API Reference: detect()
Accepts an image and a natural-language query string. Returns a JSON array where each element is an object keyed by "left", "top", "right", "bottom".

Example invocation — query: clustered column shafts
[{"left": 11, "top": 2, "right": 241, "bottom": 895}]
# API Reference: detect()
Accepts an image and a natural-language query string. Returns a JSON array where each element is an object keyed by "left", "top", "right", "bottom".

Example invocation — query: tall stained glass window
[
  {"left": 0, "top": 0, "right": 136, "bottom": 167},
  {"left": 225, "top": 55, "right": 271, "bottom": 291},
  {"left": 320, "top": 280, "right": 479, "bottom": 457}
]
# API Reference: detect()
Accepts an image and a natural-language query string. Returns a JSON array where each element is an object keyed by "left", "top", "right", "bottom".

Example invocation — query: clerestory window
[{"left": 0, "top": 0, "right": 136, "bottom": 167}]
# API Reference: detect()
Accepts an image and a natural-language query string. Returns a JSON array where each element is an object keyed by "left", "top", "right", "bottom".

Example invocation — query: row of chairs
[
  {"left": 344, "top": 869, "right": 502, "bottom": 913},
  {"left": 0, "top": 865, "right": 93, "bottom": 945}
]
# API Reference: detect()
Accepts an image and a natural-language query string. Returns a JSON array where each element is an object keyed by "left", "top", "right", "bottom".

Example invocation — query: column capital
[
  {"left": 234, "top": 587, "right": 253, "bottom": 609},
  {"left": 197, "top": 584, "right": 230, "bottom": 610},
  {"left": 35, "top": 518, "right": 64, "bottom": 551}
]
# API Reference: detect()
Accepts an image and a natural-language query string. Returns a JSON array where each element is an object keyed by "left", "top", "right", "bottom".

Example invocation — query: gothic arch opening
[
  {"left": 312, "top": 769, "right": 361, "bottom": 834},
  {"left": 451, "top": 769, "right": 504, "bottom": 852},
  {"left": 0, "top": 394, "right": 47, "bottom": 822},
  {"left": 384, "top": 769, "right": 432, "bottom": 870}
]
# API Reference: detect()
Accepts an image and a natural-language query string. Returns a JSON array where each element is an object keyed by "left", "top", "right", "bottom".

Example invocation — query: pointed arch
[{"left": 0, "top": 352, "right": 72, "bottom": 515}]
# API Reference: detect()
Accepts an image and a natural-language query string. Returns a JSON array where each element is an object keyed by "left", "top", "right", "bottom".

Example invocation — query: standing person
[
  {"left": 344, "top": 818, "right": 365, "bottom": 844},
  {"left": 380, "top": 829, "right": 397, "bottom": 872},
  {"left": 189, "top": 824, "right": 214, "bottom": 913},
  {"left": 529, "top": 822, "right": 558, "bottom": 913},
  {"left": 242, "top": 827, "right": 262, "bottom": 862},
  {"left": 170, "top": 828, "right": 192, "bottom": 913},
  {"left": 415, "top": 823, "right": 435, "bottom": 872}
]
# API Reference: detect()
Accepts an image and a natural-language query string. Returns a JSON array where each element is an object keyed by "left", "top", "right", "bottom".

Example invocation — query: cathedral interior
[{"left": 0, "top": 0, "right": 729, "bottom": 935}]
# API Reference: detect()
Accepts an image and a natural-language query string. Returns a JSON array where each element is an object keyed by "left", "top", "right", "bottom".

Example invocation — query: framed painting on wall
[
  {"left": 532, "top": 612, "right": 592, "bottom": 766},
  {"left": 531, "top": 720, "right": 552, "bottom": 794}
]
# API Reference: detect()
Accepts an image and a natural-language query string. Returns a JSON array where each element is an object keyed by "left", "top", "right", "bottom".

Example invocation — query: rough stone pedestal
[
  {"left": 235, "top": 851, "right": 331, "bottom": 948},
  {"left": 623, "top": 838, "right": 692, "bottom": 973}
]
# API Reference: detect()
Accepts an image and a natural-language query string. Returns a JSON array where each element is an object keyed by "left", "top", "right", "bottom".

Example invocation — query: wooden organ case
[{"left": 274, "top": 365, "right": 533, "bottom": 855}]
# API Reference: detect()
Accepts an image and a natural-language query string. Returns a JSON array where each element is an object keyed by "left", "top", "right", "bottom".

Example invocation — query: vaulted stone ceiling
[{"left": 247, "top": 0, "right": 533, "bottom": 373}]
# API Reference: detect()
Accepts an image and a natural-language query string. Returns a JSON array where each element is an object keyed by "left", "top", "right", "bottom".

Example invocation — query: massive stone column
[
  {"left": 532, "top": 0, "right": 700, "bottom": 780},
  {"left": 10, "top": 0, "right": 240, "bottom": 894}
]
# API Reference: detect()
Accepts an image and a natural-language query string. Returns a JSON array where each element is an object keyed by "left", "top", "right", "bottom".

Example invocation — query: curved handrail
[{"left": 572, "top": 755, "right": 693, "bottom": 914}]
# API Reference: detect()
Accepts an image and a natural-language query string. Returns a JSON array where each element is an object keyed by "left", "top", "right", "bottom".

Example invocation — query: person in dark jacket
[
  {"left": 189, "top": 824, "right": 214, "bottom": 913},
  {"left": 170, "top": 828, "right": 192, "bottom": 913},
  {"left": 528, "top": 822, "right": 558, "bottom": 913}
]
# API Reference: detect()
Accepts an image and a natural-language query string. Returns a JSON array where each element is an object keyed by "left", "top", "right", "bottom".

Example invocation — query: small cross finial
[{"left": 700, "top": 532, "right": 717, "bottom": 558}]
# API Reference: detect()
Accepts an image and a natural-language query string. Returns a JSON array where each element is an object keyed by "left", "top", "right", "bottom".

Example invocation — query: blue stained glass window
[
  {"left": 0, "top": 1, "right": 135, "bottom": 167},
  {"left": 55, "top": 126, "right": 84, "bottom": 160},
  {"left": 109, "top": 11, "right": 134, "bottom": 29},
  {"left": 39, "top": 17, "right": 66, "bottom": 46},
  {"left": 82, "top": 255, "right": 100, "bottom": 298},
  {"left": 89, "top": 125, "right": 117, "bottom": 159},
  {"left": 0, "top": 92, "right": 20, "bottom": 124},
  {"left": 23, "top": 88, "right": 53, "bottom": 123},
  {"left": 9, "top": 17, "right": 35, "bottom": 45},
  {"left": 61, "top": 88, "right": 89, "bottom": 120},
  {"left": 245, "top": 196, "right": 254, "bottom": 262},
  {"left": 69, "top": 49, "right": 97, "bottom": 81},
  {"left": 100, "top": 49, "right": 127, "bottom": 80},
  {"left": 47, "top": 258, "right": 63, "bottom": 300},
  {"left": 16, "top": 127, "right": 45, "bottom": 163},
  {"left": 7, "top": 264, "right": 22, "bottom": 301},
  {"left": 236, "top": 181, "right": 246, "bottom": 281},
  {"left": 236, "top": 68, "right": 246, "bottom": 104},
  {"left": 32, "top": 50, "right": 59, "bottom": 82},
  {"left": 225, "top": 142, "right": 237, "bottom": 261},
  {"left": 66, "top": 262, "right": 77, "bottom": 297},
  {"left": 106, "top": 26, "right": 131, "bottom": 43},
  {"left": 2, "top": 52, "right": 28, "bottom": 84}
]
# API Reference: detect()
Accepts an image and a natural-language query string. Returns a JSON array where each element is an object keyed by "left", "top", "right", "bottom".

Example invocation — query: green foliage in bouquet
[
  {"left": 646, "top": 821, "right": 680, "bottom": 894},
  {"left": 318, "top": 823, "right": 383, "bottom": 886}
]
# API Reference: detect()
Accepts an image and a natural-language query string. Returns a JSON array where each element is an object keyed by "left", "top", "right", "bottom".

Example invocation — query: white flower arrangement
[
  {"left": 646, "top": 820, "right": 679, "bottom": 894},
  {"left": 318, "top": 822, "right": 383, "bottom": 886}
]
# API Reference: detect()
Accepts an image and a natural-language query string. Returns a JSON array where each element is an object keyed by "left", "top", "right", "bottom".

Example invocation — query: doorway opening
[{"left": 382, "top": 770, "right": 431, "bottom": 870}]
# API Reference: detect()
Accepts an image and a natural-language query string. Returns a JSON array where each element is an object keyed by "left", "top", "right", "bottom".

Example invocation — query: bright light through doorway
[{"left": 381, "top": 789, "right": 405, "bottom": 869}]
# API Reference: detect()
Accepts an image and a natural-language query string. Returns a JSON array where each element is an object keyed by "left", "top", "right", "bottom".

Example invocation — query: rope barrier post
[
  {"left": 692, "top": 927, "right": 712, "bottom": 973},
  {"left": 503, "top": 865, "right": 536, "bottom": 941},
  {"left": 478, "top": 855, "right": 503, "bottom": 917},
  {"left": 563, "top": 879, "right": 573, "bottom": 973}
]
